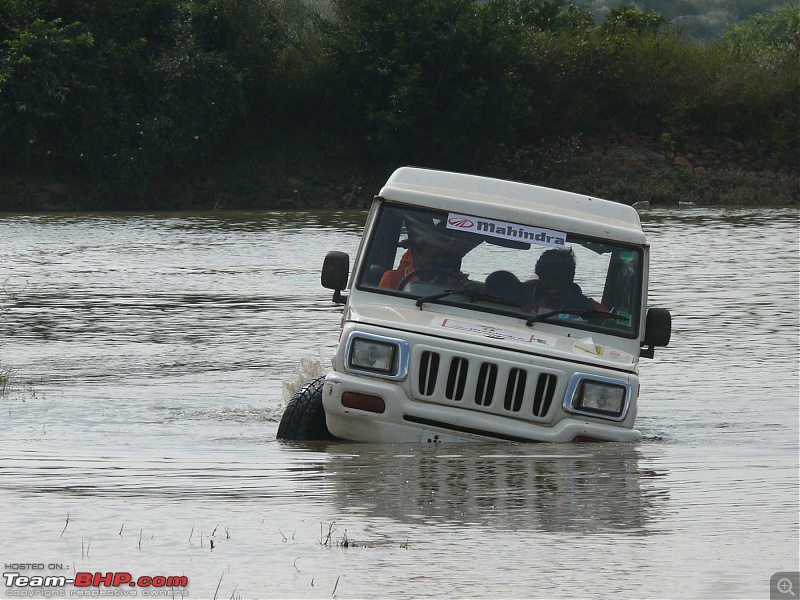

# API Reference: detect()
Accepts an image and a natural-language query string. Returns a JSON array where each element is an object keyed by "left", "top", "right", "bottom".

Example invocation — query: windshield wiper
[
  {"left": 415, "top": 288, "right": 520, "bottom": 309},
  {"left": 413, "top": 290, "right": 628, "bottom": 327},
  {"left": 525, "top": 308, "right": 627, "bottom": 327}
]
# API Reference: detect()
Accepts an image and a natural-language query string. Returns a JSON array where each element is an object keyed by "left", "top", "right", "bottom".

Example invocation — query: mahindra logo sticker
[
  {"left": 446, "top": 212, "right": 567, "bottom": 248},
  {"left": 448, "top": 217, "right": 474, "bottom": 228}
]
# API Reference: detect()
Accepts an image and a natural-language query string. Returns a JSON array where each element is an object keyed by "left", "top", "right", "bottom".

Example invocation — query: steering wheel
[{"left": 398, "top": 267, "right": 461, "bottom": 290}]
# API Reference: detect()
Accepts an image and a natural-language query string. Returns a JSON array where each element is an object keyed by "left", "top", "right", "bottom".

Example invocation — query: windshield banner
[{"left": 446, "top": 213, "right": 566, "bottom": 248}]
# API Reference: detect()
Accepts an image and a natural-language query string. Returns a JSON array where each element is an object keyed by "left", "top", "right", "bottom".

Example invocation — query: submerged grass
[
  {"left": 0, "top": 368, "right": 8, "bottom": 398},
  {"left": 1, "top": 282, "right": 18, "bottom": 398}
]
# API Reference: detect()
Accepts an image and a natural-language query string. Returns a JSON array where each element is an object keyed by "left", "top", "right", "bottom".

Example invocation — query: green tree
[
  {"left": 0, "top": 16, "right": 94, "bottom": 166},
  {"left": 0, "top": 0, "right": 248, "bottom": 192},
  {"left": 513, "top": 4, "right": 685, "bottom": 136},
  {"left": 698, "top": 4, "right": 800, "bottom": 159},
  {"left": 315, "top": 0, "right": 528, "bottom": 162}
]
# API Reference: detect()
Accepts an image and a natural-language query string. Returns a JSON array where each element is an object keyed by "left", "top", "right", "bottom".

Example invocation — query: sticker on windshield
[{"left": 446, "top": 213, "right": 566, "bottom": 248}]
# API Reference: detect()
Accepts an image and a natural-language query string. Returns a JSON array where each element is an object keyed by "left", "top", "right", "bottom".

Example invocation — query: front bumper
[{"left": 322, "top": 372, "right": 641, "bottom": 443}]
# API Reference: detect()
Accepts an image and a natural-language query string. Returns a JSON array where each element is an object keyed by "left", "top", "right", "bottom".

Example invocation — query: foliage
[
  {"left": 312, "top": 0, "right": 529, "bottom": 162},
  {"left": 510, "top": 2, "right": 798, "bottom": 160},
  {"left": 597, "top": 5, "right": 668, "bottom": 33},
  {"left": 582, "top": 0, "right": 787, "bottom": 40},
  {"left": 0, "top": 16, "right": 94, "bottom": 166},
  {"left": 724, "top": 2, "right": 800, "bottom": 46},
  {"left": 0, "top": 0, "right": 247, "bottom": 188},
  {"left": 490, "top": 0, "right": 593, "bottom": 32},
  {"left": 688, "top": 4, "right": 799, "bottom": 159},
  {"left": 0, "top": 0, "right": 796, "bottom": 204}
]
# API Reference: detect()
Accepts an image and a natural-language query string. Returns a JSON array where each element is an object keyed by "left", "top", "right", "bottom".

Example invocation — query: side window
[
  {"left": 359, "top": 207, "right": 404, "bottom": 288},
  {"left": 601, "top": 249, "right": 641, "bottom": 317}
]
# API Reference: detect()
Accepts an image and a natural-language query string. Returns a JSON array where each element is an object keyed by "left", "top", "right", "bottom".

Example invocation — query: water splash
[{"left": 280, "top": 356, "right": 328, "bottom": 404}]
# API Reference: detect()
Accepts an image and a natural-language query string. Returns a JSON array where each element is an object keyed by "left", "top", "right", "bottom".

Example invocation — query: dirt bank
[{"left": 0, "top": 134, "right": 796, "bottom": 211}]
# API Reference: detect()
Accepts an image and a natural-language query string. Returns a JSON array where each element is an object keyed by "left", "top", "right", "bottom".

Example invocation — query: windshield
[{"left": 356, "top": 203, "right": 643, "bottom": 337}]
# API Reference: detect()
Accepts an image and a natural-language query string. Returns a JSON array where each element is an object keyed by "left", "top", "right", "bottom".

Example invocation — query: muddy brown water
[{"left": 1, "top": 208, "right": 797, "bottom": 599}]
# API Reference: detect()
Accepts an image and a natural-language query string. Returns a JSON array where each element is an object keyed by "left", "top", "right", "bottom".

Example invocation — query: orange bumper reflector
[{"left": 342, "top": 392, "right": 386, "bottom": 414}]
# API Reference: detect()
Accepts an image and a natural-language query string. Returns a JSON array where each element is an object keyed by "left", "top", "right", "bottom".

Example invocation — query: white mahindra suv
[{"left": 278, "top": 167, "right": 671, "bottom": 443}]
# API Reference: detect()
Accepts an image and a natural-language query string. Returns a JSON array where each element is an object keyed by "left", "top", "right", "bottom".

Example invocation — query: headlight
[
  {"left": 580, "top": 381, "right": 625, "bottom": 415},
  {"left": 564, "top": 374, "right": 631, "bottom": 421},
  {"left": 351, "top": 339, "right": 396, "bottom": 373},
  {"left": 344, "top": 332, "right": 409, "bottom": 380}
]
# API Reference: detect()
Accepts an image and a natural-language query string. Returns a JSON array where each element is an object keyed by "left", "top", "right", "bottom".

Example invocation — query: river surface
[{"left": 0, "top": 208, "right": 797, "bottom": 599}]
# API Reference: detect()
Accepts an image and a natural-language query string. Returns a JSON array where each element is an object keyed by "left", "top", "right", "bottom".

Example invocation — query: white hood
[{"left": 345, "top": 302, "right": 638, "bottom": 369}]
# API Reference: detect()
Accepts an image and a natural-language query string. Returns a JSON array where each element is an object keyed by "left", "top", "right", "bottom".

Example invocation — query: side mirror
[
  {"left": 640, "top": 308, "right": 671, "bottom": 358},
  {"left": 321, "top": 251, "right": 349, "bottom": 303}
]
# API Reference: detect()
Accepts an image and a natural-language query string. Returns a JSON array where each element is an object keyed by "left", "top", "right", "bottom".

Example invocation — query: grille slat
[
  {"left": 446, "top": 357, "right": 468, "bottom": 401},
  {"left": 418, "top": 351, "right": 439, "bottom": 396},
  {"left": 475, "top": 363, "right": 497, "bottom": 406},
  {"left": 533, "top": 373, "right": 557, "bottom": 417},
  {"left": 503, "top": 368, "right": 527, "bottom": 412}
]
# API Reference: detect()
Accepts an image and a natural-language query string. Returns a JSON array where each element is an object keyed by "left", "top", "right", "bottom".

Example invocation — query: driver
[{"left": 379, "top": 238, "right": 467, "bottom": 289}]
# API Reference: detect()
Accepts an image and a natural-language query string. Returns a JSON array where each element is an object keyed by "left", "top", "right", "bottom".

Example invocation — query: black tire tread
[{"left": 276, "top": 375, "right": 333, "bottom": 441}]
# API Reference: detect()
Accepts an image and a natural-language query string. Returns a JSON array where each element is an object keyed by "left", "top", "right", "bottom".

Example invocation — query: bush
[
  {"left": 512, "top": 3, "right": 798, "bottom": 165},
  {"left": 314, "top": 0, "right": 530, "bottom": 162},
  {"left": 0, "top": 0, "right": 796, "bottom": 203},
  {"left": 0, "top": 0, "right": 248, "bottom": 188},
  {"left": 705, "top": 4, "right": 800, "bottom": 160},
  {"left": 514, "top": 6, "right": 691, "bottom": 136},
  {"left": 0, "top": 16, "right": 95, "bottom": 168}
]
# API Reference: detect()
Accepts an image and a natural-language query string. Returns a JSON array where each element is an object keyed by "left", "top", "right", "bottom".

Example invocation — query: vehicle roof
[{"left": 378, "top": 167, "right": 646, "bottom": 244}]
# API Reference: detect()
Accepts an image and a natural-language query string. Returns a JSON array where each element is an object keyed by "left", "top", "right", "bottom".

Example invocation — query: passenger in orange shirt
[
  {"left": 379, "top": 239, "right": 467, "bottom": 290},
  {"left": 524, "top": 248, "right": 607, "bottom": 313}
]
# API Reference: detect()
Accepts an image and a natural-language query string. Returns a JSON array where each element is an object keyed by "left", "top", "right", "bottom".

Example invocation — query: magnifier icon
[{"left": 778, "top": 578, "right": 796, "bottom": 597}]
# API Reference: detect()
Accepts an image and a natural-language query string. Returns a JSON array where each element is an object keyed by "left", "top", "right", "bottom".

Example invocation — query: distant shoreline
[{"left": 1, "top": 135, "right": 797, "bottom": 211}]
